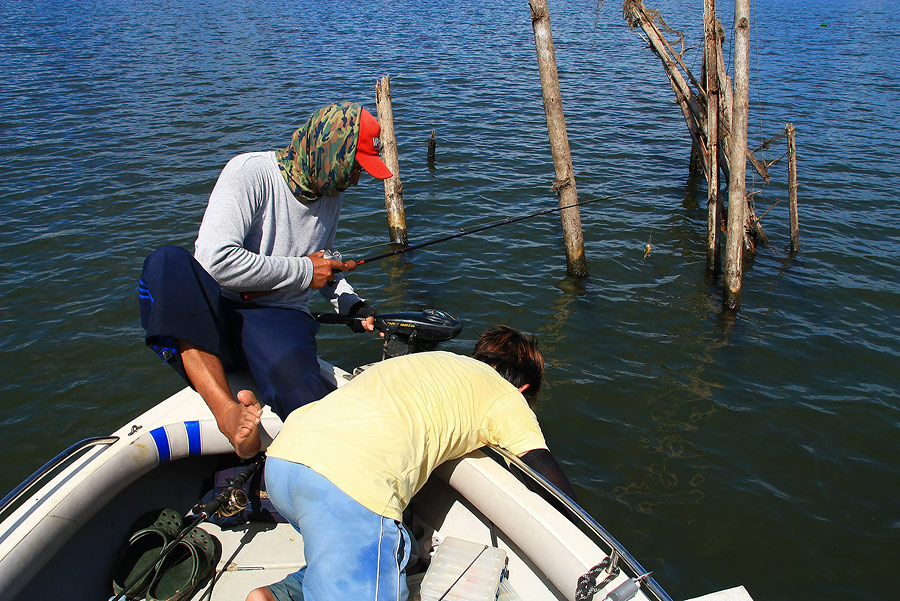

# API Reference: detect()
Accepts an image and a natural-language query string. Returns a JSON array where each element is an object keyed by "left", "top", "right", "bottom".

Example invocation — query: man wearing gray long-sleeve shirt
[{"left": 138, "top": 103, "right": 392, "bottom": 457}]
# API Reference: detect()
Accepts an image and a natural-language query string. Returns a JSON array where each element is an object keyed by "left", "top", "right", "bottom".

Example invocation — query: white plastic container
[
  {"left": 497, "top": 578, "right": 523, "bottom": 601},
  {"left": 419, "top": 537, "right": 508, "bottom": 601}
]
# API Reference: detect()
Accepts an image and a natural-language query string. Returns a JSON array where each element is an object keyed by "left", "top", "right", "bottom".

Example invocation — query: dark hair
[{"left": 473, "top": 326, "right": 544, "bottom": 406}]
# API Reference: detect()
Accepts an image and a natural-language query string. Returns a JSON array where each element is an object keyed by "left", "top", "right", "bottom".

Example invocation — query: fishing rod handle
[{"left": 313, "top": 312, "right": 361, "bottom": 325}]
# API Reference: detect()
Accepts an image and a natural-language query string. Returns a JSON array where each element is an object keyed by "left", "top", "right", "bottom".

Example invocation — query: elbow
[
  {"left": 194, "top": 245, "right": 245, "bottom": 288},
  {"left": 519, "top": 448, "right": 578, "bottom": 502}
]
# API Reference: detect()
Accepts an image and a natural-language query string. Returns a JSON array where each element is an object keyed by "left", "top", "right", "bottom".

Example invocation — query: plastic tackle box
[{"left": 419, "top": 537, "right": 509, "bottom": 601}]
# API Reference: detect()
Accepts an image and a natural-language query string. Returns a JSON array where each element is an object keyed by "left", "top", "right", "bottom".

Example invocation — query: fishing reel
[
  {"left": 375, "top": 309, "right": 464, "bottom": 359},
  {"left": 214, "top": 487, "right": 249, "bottom": 519}
]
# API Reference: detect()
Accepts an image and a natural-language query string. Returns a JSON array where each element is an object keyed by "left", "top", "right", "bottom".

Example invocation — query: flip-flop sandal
[
  {"left": 112, "top": 508, "right": 185, "bottom": 596},
  {"left": 146, "top": 526, "right": 221, "bottom": 601}
]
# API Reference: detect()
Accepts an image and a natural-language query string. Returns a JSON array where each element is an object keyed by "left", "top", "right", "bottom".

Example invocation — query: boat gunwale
[
  {"left": 483, "top": 446, "right": 674, "bottom": 601},
  {"left": 0, "top": 436, "right": 119, "bottom": 519}
]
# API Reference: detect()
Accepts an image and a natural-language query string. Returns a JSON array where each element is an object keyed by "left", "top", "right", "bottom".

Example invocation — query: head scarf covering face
[{"left": 276, "top": 102, "right": 361, "bottom": 200}]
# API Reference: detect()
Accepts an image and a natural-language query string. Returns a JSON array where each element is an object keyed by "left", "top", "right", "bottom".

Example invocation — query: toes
[
  {"left": 236, "top": 390, "right": 262, "bottom": 416},
  {"left": 236, "top": 389, "right": 258, "bottom": 406}
]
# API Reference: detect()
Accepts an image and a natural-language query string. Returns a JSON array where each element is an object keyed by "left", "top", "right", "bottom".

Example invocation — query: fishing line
[
  {"left": 437, "top": 544, "right": 489, "bottom": 601},
  {"left": 344, "top": 186, "right": 661, "bottom": 267}
]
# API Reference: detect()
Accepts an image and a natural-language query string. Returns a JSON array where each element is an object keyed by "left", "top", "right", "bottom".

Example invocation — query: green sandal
[
  {"left": 146, "top": 526, "right": 221, "bottom": 601},
  {"left": 111, "top": 508, "right": 184, "bottom": 597}
]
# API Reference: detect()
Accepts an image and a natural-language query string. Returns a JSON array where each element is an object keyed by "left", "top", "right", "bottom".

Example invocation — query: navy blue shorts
[{"left": 138, "top": 246, "right": 336, "bottom": 420}]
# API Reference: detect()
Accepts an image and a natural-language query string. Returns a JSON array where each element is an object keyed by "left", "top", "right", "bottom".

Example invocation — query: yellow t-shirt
[{"left": 266, "top": 351, "right": 547, "bottom": 521}]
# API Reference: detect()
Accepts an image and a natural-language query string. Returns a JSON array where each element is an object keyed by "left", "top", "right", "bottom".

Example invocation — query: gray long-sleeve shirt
[{"left": 194, "top": 151, "right": 362, "bottom": 315}]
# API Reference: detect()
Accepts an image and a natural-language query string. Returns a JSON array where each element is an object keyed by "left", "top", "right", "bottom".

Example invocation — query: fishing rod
[
  {"left": 241, "top": 187, "right": 659, "bottom": 299},
  {"left": 348, "top": 186, "right": 659, "bottom": 267}
]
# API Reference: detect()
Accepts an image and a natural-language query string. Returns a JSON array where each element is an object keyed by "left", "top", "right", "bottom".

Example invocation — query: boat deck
[
  {"left": 191, "top": 475, "right": 541, "bottom": 601},
  {"left": 195, "top": 521, "right": 306, "bottom": 601}
]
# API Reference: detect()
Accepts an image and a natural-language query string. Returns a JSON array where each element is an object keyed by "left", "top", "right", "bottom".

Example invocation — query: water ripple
[{"left": 1, "top": 2, "right": 899, "bottom": 601}]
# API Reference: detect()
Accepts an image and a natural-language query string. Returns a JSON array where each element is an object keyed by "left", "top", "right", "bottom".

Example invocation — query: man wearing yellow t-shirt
[{"left": 246, "top": 326, "right": 575, "bottom": 601}]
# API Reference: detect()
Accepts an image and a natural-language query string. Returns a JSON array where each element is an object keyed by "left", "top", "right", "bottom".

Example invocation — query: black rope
[{"left": 575, "top": 556, "right": 621, "bottom": 601}]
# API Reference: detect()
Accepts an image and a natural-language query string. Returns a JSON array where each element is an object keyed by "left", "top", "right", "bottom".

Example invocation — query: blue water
[{"left": 1, "top": 1, "right": 898, "bottom": 600}]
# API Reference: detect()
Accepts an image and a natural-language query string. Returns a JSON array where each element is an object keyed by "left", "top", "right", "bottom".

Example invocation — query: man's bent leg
[
  {"left": 140, "top": 246, "right": 260, "bottom": 457},
  {"left": 234, "top": 306, "right": 337, "bottom": 421},
  {"left": 178, "top": 341, "right": 262, "bottom": 458}
]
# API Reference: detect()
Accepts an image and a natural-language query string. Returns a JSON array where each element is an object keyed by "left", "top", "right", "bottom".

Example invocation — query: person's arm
[
  {"left": 314, "top": 232, "right": 376, "bottom": 332},
  {"left": 518, "top": 448, "right": 578, "bottom": 502},
  {"left": 194, "top": 156, "right": 313, "bottom": 292},
  {"left": 317, "top": 266, "right": 363, "bottom": 314}
]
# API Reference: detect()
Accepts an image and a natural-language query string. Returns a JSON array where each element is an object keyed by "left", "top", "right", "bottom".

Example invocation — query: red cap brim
[{"left": 356, "top": 152, "right": 394, "bottom": 179}]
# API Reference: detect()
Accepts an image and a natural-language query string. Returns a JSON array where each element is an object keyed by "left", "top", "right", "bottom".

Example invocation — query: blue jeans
[
  {"left": 138, "top": 246, "right": 336, "bottom": 420},
  {"left": 264, "top": 457, "right": 411, "bottom": 601}
]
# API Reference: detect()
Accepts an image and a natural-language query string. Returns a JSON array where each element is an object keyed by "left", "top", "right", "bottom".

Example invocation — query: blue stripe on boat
[
  {"left": 150, "top": 426, "right": 171, "bottom": 464},
  {"left": 185, "top": 421, "right": 201, "bottom": 456}
]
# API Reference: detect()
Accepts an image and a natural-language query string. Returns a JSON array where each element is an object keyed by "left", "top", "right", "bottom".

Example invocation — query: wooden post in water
[
  {"left": 724, "top": 0, "right": 751, "bottom": 310},
  {"left": 375, "top": 76, "right": 408, "bottom": 246},
  {"left": 715, "top": 22, "right": 734, "bottom": 183},
  {"left": 704, "top": 0, "right": 721, "bottom": 272},
  {"left": 529, "top": 0, "right": 587, "bottom": 277},
  {"left": 787, "top": 123, "right": 799, "bottom": 253},
  {"left": 427, "top": 130, "right": 436, "bottom": 164}
]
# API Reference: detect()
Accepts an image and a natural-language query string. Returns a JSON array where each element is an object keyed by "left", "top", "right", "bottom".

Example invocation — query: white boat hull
[{"left": 0, "top": 360, "right": 749, "bottom": 601}]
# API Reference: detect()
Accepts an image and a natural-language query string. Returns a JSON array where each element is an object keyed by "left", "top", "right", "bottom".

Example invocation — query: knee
[
  {"left": 246, "top": 586, "right": 276, "bottom": 601},
  {"left": 143, "top": 245, "right": 192, "bottom": 271},
  {"left": 149, "top": 245, "right": 191, "bottom": 261}
]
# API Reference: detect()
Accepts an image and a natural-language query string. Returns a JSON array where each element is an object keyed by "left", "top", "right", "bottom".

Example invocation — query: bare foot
[{"left": 222, "top": 390, "right": 262, "bottom": 458}]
